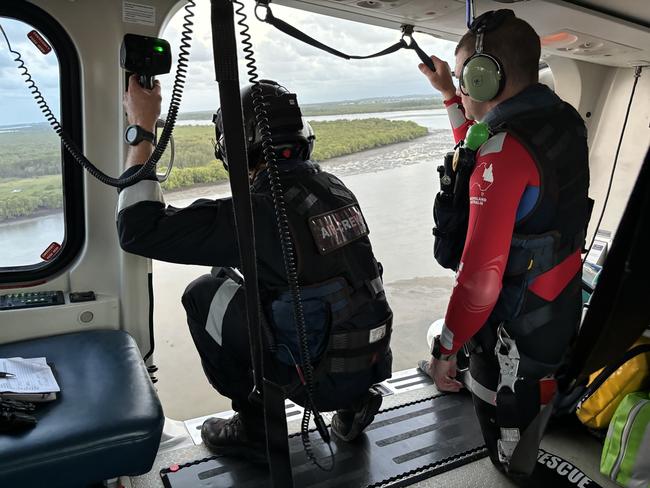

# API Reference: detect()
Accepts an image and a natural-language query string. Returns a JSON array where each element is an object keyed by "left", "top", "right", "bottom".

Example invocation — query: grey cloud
[{"left": 4, "top": 0, "right": 456, "bottom": 121}]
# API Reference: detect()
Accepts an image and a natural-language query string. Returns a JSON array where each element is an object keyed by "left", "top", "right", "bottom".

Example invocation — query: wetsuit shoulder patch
[
  {"left": 308, "top": 203, "right": 369, "bottom": 255},
  {"left": 478, "top": 131, "right": 507, "bottom": 157}
]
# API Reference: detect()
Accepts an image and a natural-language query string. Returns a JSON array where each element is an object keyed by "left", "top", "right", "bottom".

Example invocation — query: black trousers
[
  {"left": 469, "top": 350, "right": 544, "bottom": 475},
  {"left": 469, "top": 274, "right": 581, "bottom": 477},
  {"left": 181, "top": 273, "right": 385, "bottom": 422},
  {"left": 181, "top": 273, "right": 262, "bottom": 419}
]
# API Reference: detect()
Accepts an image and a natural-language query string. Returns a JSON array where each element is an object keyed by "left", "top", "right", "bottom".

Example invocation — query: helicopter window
[{"left": 0, "top": 4, "right": 83, "bottom": 283}]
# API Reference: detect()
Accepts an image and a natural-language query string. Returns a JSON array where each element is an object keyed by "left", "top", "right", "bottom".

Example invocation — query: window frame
[{"left": 0, "top": 1, "right": 84, "bottom": 285}]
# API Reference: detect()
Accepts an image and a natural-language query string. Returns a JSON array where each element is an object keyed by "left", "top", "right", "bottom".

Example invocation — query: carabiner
[
  {"left": 255, "top": 1, "right": 271, "bottom": 22},
  {"left": 496, "top": 322, "right": 511, "bottom": 351}
]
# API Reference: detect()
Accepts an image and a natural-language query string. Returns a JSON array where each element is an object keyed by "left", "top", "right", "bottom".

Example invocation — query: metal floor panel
[
  {"left": 181, "top": 368, "right": 431, "bottom": 447},
  {"left": 132, "top": 378, "right": 619, "bottom": 488},
  {"left": 160, "top": 394, "right": 487, "bottom": 488}
]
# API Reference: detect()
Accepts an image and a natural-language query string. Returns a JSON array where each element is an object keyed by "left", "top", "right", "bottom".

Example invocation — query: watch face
[{"left": 126, "top": 125, "right": 138, "bottom": 144}]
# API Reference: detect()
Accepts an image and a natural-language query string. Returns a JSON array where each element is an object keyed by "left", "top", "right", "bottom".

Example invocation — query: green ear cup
[
  {"left": 462, "top": 55, "right": 502, "bottom": 102},
  {"left": 465, "top": 122, "right": 490, "bottom": 151}
]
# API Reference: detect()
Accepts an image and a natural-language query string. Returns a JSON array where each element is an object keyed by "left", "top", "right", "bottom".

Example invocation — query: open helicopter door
[{"left": 562, "top": 148, "right": 650, "bottom": 389}]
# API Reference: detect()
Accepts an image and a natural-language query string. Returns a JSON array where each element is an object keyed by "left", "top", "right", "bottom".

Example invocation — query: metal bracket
[
  {"left": 495, "top": 325, "right": 521, "bottom": 393},
  {"left": 401, "top": 24, "right": 415, "bottom": 37}
]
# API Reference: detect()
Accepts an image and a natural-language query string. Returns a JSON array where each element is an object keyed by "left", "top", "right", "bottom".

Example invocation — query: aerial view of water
[{"left": 1, "top": 108, "right": 451, "bottom": 268}]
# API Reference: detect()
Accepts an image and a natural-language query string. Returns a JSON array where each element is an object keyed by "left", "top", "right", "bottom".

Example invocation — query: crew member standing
[
  {"left": 117, "top": 78, "right": 392, "bottom": 461},
  {"left": 418, "top": 10, "right": 590, "bottom": 479}
]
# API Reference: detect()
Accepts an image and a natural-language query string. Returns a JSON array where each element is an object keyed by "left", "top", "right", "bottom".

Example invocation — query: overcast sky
[{"left": 0, "top": 1, "right": 456, "bottom": 125}]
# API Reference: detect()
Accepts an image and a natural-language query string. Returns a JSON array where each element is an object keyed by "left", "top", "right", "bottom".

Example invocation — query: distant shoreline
[
  {"left": 1, "top": 111, "right": 442, "bottom": 225},
  {"left": 0, "top": 207, "right": 63, "bottom": 226},
  {"left": 175, "top": 104, "right": 446, "bottom": 122}
]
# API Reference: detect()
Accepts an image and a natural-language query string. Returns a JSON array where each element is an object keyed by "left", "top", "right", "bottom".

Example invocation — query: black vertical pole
[{"left": 210, "top": 1, "right": 294, "bottom": 486}]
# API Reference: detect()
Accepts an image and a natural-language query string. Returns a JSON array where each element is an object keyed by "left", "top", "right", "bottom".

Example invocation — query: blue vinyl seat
[{"left": 0, "top": 330, "right": 164, "bottom": 488}]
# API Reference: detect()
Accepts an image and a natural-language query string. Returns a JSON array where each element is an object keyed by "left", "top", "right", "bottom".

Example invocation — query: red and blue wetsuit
[
  {"left": 439, "top": 94, "right": 583, "bottom": 358},
  {"left": 435, "top": 84, "right": 590, "bottom": 474}
]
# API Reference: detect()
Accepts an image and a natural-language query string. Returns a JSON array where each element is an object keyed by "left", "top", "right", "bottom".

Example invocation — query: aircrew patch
[{"left": 309, "top": 204, "right": 369, "bottom": 255}]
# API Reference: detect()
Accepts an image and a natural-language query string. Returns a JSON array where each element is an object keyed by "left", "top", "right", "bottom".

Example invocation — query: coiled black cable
[
  {"left": 0, "top": 0, "right": 195, "bottom": 189},
  {"left": 583, "top": 66, "right": 643, "bottom": 264},
  {"left": 233, "top": 0, "right": 334, "bottom": 471}
]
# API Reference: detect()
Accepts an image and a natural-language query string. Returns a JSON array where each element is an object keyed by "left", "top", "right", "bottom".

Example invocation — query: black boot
[
  {"left": 200, "top": 413, "right": 267, "bottom": 464},
  {"left": 331, "top": 388, "right": 383, "bottom": 442}
]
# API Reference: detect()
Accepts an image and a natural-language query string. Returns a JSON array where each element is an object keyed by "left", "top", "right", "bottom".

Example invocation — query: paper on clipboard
[{"left": 0, "top": 357, "right": 60, "bottom": 393}]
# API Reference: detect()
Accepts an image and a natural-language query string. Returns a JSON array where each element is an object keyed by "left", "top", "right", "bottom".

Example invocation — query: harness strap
[
  {"left": 508, "top": 401, "right": 555, "bottom": 476},
  {"left": 505, "top": 230, "right": 584, "bottom": 283},
  {"left": 463, "top": 370, "right": 497, "bottom": 405},
  {"left": 506, "top": 277, "right": 580, "bottom": 338},
  {"left": 506, "top": 303, "right": 555, "bottom": 337}
]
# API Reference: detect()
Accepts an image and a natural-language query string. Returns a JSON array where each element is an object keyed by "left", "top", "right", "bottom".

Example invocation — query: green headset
[{"left": 459, "top": 9, "right": 515, "bottom": 102}]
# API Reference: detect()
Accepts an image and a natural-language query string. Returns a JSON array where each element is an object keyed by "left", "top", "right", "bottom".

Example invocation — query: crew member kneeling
[
  {"left": 418, "top": 10, "right": 590, "bottom": 479},
  {"left": 116, "top": 77, "right": 392, "bottom": 461}
]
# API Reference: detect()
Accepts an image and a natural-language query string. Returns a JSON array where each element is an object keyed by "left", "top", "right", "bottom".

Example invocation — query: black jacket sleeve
[{"left": 115, "top": 166, "right": 240, "bottom": 266}]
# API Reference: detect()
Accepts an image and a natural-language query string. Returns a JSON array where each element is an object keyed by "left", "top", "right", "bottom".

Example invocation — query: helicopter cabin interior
[{"left": 0, "top": 0, "right": 649, "bottom": 487}]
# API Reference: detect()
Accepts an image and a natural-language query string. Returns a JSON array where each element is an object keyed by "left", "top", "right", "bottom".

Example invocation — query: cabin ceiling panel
[
  {"left": 566, "top": 0, "right": 649, "bottom": 27},
  {"left": 276, "top": 0, "right": 650, "bottom": 67}
]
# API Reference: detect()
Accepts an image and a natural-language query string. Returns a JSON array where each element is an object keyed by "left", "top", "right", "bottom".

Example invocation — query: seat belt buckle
[{"left": 495, "top": 324, "right": 521, "bottom": 393}]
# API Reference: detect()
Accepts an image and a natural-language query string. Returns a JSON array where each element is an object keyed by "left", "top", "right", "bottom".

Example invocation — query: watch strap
[
  {"left": 431, "top": 335, "right": 456, "bottom": 361},
  {"left": 125, "top": 124, "right": 155, "bottom": 146}
]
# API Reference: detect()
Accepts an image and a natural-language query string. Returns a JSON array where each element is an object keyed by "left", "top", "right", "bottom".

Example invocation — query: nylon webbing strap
[
  {"left": 329, "top": 318, "right": 391, "bottom": 350},
  {"left": 211, "top": 0, "right": 263, "bottom": 402},
  {"left": 256, "top": 2, "right": 436, "bottom": 71},
  {"left": 327, "top": 333, "right": 391, "bottom": 373},
  {"left": 210, "top": 1, "right": 293, "bottom": 486},
  {"left": 508, "top": 303, "right": 555, "bottom": 337},
  {"left": 262, "top": 6, "right": 405, "bottom": 60},
  {"left": 508, "top": 401, "right": 555, "bottom": 476}
]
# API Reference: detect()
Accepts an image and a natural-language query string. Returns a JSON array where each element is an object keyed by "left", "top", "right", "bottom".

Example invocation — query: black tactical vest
[
  {"left": 484, "top": 101, "right": 590, "bottom": 374},
  {"left": 254, "top": 165, "right": 392, "bottom": 402}
]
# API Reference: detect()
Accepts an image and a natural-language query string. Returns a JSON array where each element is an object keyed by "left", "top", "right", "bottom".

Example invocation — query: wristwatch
[
  {"left": 431, "top": 335, "right": 456, "bottom": 361},
  {"left": 124, "top": 124, "right": 155, "bottom": 146}
]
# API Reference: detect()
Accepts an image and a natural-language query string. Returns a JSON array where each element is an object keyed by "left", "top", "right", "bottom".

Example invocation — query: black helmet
[{"left": 214, "top": 80, "right": 315, "bottom": 169}]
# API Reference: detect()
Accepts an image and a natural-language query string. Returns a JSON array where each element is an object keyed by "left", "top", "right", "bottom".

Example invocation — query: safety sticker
[
  {"left": 40, "top": 242, "right": 61, "bottom": 261},
  {"left": 123, "top": 1, "right": 156, "bottom": 26},
  {"left": 27, "top": 30, "right": 51, "bottom": 55},
  {"left": 309, "top": 204, "right": 368, "bottom": 255}
]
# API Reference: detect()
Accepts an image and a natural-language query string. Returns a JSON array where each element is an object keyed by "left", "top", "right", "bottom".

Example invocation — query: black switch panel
[{"left": 0, "top": 291, "right": 65, "bottom": 310}]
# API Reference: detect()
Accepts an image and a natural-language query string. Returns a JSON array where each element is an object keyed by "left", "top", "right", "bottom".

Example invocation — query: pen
[{"left": 0, "top": 372, "right": 16, "bottom": 378}]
